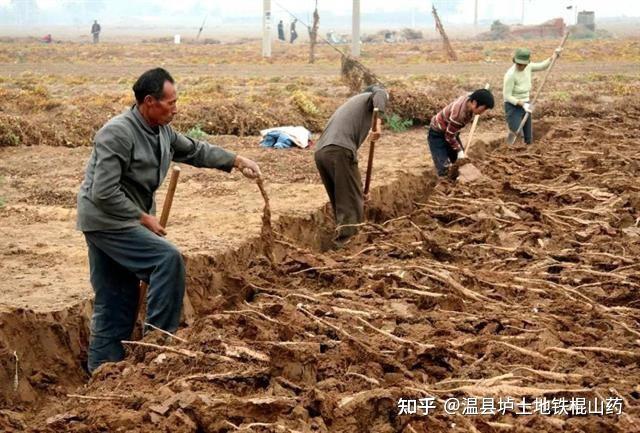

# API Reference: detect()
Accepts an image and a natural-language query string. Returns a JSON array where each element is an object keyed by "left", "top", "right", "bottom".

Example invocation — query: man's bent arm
[
  {"left": 170, "top": 129, "right": 236, "bottom": 171},
  {"left": 531, "top": 57, "right": 552, "bottom": 72}
]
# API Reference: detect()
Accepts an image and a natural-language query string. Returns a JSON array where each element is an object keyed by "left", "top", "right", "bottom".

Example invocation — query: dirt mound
[
  {"left": 173, "top": 98, "right": 324, "bottom": 137},
  {"left": 390, "top": 88, "right": 453, "bottom": 125},
  {"left": 0, "top": 115, "right": 42, "bottom": 147}
]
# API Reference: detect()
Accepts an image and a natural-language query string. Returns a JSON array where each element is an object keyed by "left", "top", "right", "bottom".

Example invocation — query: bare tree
[{"left": 308, "top": 1, "right": 320, "bottom": 64}]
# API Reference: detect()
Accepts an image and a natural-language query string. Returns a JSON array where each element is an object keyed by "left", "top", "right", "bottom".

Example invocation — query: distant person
[
  {"left": 76, "top": 67, "right": 261, "bottom": 373},
  {"left": 41, "top": 34, "right": 52, "bottom": 44},
  {"left": 91, "top": 20, "right": 101, "bottom": 44},
  {"left": 503, "top": 47, "right": 562, "bottom": 144},
  {"left": 428, "top": 89, "right": 495, "bottom": 177},
  {"left": 277, "top": 20, "right": 285, "bottom": 42},
  {"left": 290, "top": 19, "right": 298, "bottom": 44},
  {"left": 314, "top": 85, "right": 388, "bottom": 247}
]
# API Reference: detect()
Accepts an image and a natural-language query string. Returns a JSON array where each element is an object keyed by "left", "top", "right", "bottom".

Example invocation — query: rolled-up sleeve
[
  {"left": 90, "top": 125, "right": 143, "bottom": 219},
  {"left": 531, "top": 57, "right": 552, "bottom": 72},
  {"left": 169, "top": 129, "right": 236, "bottom": 172}
]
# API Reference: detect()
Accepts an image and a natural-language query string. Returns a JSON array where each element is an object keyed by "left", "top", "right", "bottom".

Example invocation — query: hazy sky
[{"left": 1, "top": 0, "right": 638, "bottom": 25}]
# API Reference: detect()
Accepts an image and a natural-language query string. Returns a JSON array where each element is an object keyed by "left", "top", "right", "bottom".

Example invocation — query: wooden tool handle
[
  {"left": 466, "top": 82, "right": 491, "bottom": 153},
  {"left": 531, "top": 31, "right": 570, "bottom": 104},
  {"left": 371, "top": 107, "right": 379, "bottom": 132},
  {"left": 159, "top": 165, "right": 181, "bottom": 228},
  {"left": 364, "top": 108, "right": 380, "bottom": 196}
]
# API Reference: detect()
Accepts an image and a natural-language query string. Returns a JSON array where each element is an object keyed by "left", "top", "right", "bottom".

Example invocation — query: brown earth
[
  {"left": 0, "top": 38, "right": 639, "bottom": 432},
  {"left": 10, "top": 111, "right": 640, "bottom": 433},
  {"left": 0, "top": 125, "right": 465, "bottom": 414}
]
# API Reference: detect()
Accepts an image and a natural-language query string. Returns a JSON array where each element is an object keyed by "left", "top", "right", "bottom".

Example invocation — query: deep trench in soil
[{"left": 0, "top": 140, "right": 448, "bottom": 412}]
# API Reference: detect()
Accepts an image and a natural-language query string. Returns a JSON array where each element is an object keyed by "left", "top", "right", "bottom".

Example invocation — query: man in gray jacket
[
  {"left": 314, "top": 85, "right": 387, "bottom": 246},
  {"left": 77, "top": 68, "right": 260, "bottom": 373}
]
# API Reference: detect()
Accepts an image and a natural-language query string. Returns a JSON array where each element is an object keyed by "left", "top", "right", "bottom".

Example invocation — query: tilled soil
[{"left": 10, "top": 104, "right": 639, "bottom": 432}]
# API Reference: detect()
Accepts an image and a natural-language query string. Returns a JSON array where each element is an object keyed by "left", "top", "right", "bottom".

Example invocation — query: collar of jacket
[{"left": 131, "top": 104, "right": 160, "bottom": 135}]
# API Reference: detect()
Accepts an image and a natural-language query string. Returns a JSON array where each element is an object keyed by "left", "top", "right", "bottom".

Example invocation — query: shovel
[
  {"left": 465, "top": 82, "right": 491, "bottom": 154},
  {"left": 363, "top": 107, "right": 380, "bottom": 197},
  {"left": 133, "top": 165, "right": 181, "bottom": 337},
  {"left": 507, "top": 31, "right": 570, "bottom": 145}
]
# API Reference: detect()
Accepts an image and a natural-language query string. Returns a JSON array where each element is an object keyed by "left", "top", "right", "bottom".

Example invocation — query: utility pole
[
  {"left": 309, "top": 0, "right": 320, "bottom": 63},
  {"left": 262, "top": 0, "right": 272, "bottom": 58},
  {"left": 474, "top": 0, "right": 478, "bottom": 28},
  {"left": 352, "top": 0, "right": 360, "bottom": 57},
  {"left": 521, "top": 0, "right": 525, "bottom": 25}
]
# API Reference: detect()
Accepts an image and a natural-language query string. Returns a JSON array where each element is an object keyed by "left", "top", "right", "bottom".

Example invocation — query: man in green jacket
[
  {"left": 77, "top": 67, "right": 260, "bottom": 373},
  {"left": 503, "top": 46, "right": 561, "bottom": 144}
]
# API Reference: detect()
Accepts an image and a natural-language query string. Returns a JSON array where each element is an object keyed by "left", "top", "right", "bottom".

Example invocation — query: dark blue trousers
[
  {"left": 83, "top": 226, "right": 185, "bottom": 373},
  {"left": 505, "top": 101, "right": 533, "bottom": 144},
  {"left": 427, "top": 129, "right": 461, "bottom": 177}
]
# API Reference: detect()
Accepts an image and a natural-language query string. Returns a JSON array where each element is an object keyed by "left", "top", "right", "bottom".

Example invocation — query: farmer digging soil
[
  {"left": 76, "top": 67, "right": 261, "bottom": 373},
  {"left": 427, "top": 88, "right": 495, "bottom": 177},
  {"left": 503, "top": 46, "right": 563, "bottom": 144},
  {"left": 314, "top": 85, "right": 388, "bottom": 247}
]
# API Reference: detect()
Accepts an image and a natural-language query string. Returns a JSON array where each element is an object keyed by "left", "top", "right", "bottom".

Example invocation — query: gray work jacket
[
  {"left": 315, "top": 88, "right": 388, "bottom": 158},
  {"left": 77, "top": 106, "right": 236, "bottom": 231}
]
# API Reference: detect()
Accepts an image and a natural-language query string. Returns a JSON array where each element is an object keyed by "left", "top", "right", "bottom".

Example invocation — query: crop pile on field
[
  {"left": 1, "top": 36, "right": 637, "bottom": 147},
  {"left": 0, "top": 73, "right": 471, "bottom": 146},
  {"left": 1, "top": 39, "right": 638, "bottom": 65}
]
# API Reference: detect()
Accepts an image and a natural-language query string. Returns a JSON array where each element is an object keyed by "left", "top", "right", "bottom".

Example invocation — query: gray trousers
[
  {"left": 505, "top": 101, "right": 533, "bottom": 144},
  {"left": 314, "top": 145, "right": 364, "bottom": 241},
  {"left": 83, "top": 225, "right": 185, "bottom": 373}
]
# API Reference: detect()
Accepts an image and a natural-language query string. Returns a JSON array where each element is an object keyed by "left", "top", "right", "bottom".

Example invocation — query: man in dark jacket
[
  {"left": 290, "top": 19, "right": 298, "bottom": 43},
  {"left": 277, "top": 20, "right": 285, "bottom": 41},
  {"left": 91, "top": 20, "right": 101, "bottom": 43},
  {"left": 77, "top": 68, "right": 260, "bottom": 373},
  {"left": 314, "top": 85, "right": 388, "bottom": 246}
]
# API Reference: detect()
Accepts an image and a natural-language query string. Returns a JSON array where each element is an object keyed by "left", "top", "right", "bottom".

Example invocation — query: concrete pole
[
  {"left": 474, "top": 0, "right": 478, "bottom": 28},
  {"left": 262, "top": 0, "right": 272, "bottom": 58},
  {"left": 521, "top": 0, "right": 525, "bottom": 25},
  {"left": 352, "top": 0, "right": 360, "bottom": 57}
]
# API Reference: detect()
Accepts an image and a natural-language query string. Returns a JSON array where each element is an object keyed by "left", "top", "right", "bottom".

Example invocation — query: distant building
[
  {"left": 577, "top": 11, "right": 596, "bottom": 31},
  {"left": 478, "top": 18, "right": 566, "bottom": 41}
]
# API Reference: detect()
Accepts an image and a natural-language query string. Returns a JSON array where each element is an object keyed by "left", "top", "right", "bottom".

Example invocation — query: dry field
[{"left": 0, "top": 37, "right": 639, "bottom": 432}]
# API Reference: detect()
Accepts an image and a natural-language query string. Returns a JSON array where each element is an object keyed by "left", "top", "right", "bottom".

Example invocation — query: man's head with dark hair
[
  {"left": 467, "top": 88, "right": 495, "bottom": 115},
  {"left": 363, "top": 84, "right": 390, "bottom": 104},
  {"left": 133, "top": 68, "right": 174, "bottom": 104},
  {"left": 363, "top": 84, "right": 381, "bottom": 93},
  {"left": 133, "top": 68, "right": 177, "bottom": 127}
]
